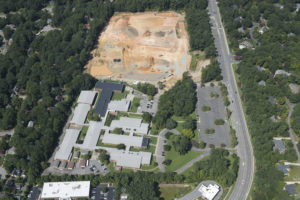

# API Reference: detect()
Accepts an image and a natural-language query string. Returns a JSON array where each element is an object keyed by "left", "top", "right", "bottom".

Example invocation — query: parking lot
[
  {"left": 196, "top": 85, "right": 231, "bottom": 147},
  {"left": 91, "top": 184, "right": 115, "bottom": 200},
  {"left": 137, "top": 96, "right": 158, "bottom": 115},
  {"left": 43, "top": 159, "right": 109, "bottom": 176}
]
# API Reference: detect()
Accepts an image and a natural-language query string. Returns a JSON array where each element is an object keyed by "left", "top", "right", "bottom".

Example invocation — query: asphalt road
[{"left": 207, "top": 0, "right": 254, "bottom": 199}]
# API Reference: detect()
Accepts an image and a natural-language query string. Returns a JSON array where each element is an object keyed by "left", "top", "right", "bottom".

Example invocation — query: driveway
[
  {"left": 196, "top": 86, "right": 231, "bottom": 147},
  {"left": 156, "top": 129, "right": 180, "bottom": 172}
]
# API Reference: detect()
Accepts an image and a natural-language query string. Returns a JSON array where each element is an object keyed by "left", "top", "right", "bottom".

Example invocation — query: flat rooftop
[
  {"left": 102, "top": 133, "right": 148, "bottom": 148},
  {"left": 81, "top": 121, "right": 102, "bottom": 149},
  {"left": 70, "top": 103, "right": 90, "bottom": 125},
  {"left": 54, "top": 129, "right": 80, "bottom": 161},
  {"left": 102, "top": 147, "right": 151, "bottom": 169},
  {"left": 94, "top": 81, "right": 124, "bottom": 117},
  {"left": 41, "top": 181, "right": 90, "bottom": 199},
  {"left": 110, "top": 117, "right": 149, "bottom": 134},
  {"left": 77, "top": 90, "right": 97, "bottom": 105}
]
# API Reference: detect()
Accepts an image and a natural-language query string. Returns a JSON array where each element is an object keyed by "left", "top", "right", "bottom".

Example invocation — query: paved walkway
[
  {"left": 175, "top": 150, "right": 210, "bottom": 174},
  {"left": 287, "top": 101, "right": 300, "bottom": 163}
]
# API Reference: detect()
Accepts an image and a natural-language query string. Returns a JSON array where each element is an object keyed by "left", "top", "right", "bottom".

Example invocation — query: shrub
[{"left": 214, "top": 119, "right": 225, "bottom": 125}]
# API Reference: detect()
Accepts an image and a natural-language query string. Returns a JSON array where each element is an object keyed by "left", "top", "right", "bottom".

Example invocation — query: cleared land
[{"left": 85, "top": 12, "right": 191, "bottom": 86}]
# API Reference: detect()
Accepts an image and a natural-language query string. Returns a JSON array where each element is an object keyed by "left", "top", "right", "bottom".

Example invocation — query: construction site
[{"left": 85, "top": 12, "right": 191, "bottom": 88}]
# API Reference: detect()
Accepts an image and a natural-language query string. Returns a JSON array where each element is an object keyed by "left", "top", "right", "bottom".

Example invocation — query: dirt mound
[{"left": 85, "top": 11, "right": 191, "bottom": 85}]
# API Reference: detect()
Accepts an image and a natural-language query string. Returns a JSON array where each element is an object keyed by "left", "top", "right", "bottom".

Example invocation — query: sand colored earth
[{"left": 85, "top": 11, "right": 191, "bottom": 84}]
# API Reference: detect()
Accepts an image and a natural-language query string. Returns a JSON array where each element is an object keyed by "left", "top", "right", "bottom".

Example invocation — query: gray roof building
[
  {"left": 268, "top": 96, "right": 275, "bottom": 104},
  {"left": 273, "top": 139, "right": 286, "bottom": 154},
  {"left": 70, "top": 104, "right": 90, "bottom": 125},
  {"left": 102, "top": 133, "right": 149, "bottom": 148},
  {"left": 108, "top": 99, "right": 130, "bottom": 112},
  {"left": 81, "top": 121, "right": 102, "bottom": 150},
  {"left": 110, "top": 117, "right": 149, "bottom": 135},
  {"left": 103, "top": 147, "right": 152, "bottom": 169},
  {"left": 77, "top": 91, "right": 97, "bottom": 105},
  {"left": 94, "top": 81, "right": 124, "bottom": 117},
  {"left": 54, "top": 129, "right": 80, "bottom": 161},
  {"left": 285, "top": 184, "right": 297, "bottom": 195},
  {"left": 258, "top": 80, "right": 266, "bottom": 86},
  {"left": 277, "top": 164, "right": 289, "bottom": 175}
]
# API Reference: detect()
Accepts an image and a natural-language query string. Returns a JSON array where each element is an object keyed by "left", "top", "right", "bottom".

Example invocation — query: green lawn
[
  {"left": 129, "top": 98, "right": 141, "bottom": 112},
  {"left": 141, "top": 157, "right": 159, "bottom": 171},
  {"left": 116, "top": 112, "right": 142, "bottom": 120},
  {"left": 284, "top": 166, "right": 300, "bottom": 181},
  {"left": 146, "top": 136, "right": 158, "bottom": 145},
  {"left": 130, "top": 145, "right": 156, "bottom": 153},
  {"left": 76, "top": 126, "right": 88, "bottom": 143},
  {"left": 165, "top": 144, "right": 201, "bottom": 172},
  {"left": 160, "top": 185, "right": 193, "bottom": 200},
  {"left": 111, "top": 91, "right": 129, "bottom": 100},
  {"left": 295, "top": 183, "right": 300, "bottom": 194}
]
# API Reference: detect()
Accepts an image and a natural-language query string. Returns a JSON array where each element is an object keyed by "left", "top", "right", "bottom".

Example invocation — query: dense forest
[
  {"left": 218, "top": 0, "right": 300, "bottom": 199},
  {"left": 153, "top": 73, "right": 196, "bottom": 128},
  {"left": 0, "top": 0, "right": 222, "bottom": 197}
]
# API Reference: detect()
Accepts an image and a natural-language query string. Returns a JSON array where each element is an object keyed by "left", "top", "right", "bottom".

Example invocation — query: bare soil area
[{"left": 85, "top": 11, "right": 191, "bottom": 85}]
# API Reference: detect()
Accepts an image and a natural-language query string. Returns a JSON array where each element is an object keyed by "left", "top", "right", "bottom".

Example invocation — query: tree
[
  {"left": 116, "top": 143, "right": 126, "bottom": 150},
  {"left": 98, "top": 150, "right": 110, "bottom": 164},
  {"left": 172, "top": 136, "right": 192, "bottom": 155},
  {"left": 201, "top": 105, "right": 211, "bottom": 112},
  {"left": 142, "top": 112, "right": 152, "bottom": 123},
  {"left": 205, "top": 128, "right": 215, "bottom": 134},
  {"left": 182, "top": 129, "right": 195, "bottom": 139},
  {"left": 163, "top": 159, "right": 172, "bottom": 166},
  {"left": 183, "top": 117, "right": 195, "bottom": 130},
  {"left": 166, "top": 118, "right": 177, "bottom": 130},
  {"left": 214, "top": 119, "right": 225, "bottom": 125},
  {"left": 112, "top": 128, "right": 123, "bottom": 135},
  {"left": 201, "top": 61, "right": 222, "bottom": 83},
  {"left": 165, "top": 132, "right": 173, "bottom": 139},
  {"left": 163, "top": 144, "right": 171, "bottom": 151}
]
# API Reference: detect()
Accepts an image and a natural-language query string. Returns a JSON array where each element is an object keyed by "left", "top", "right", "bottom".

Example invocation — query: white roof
[
  {"left": 103, "top": 147, "right": 151, "bottom": 168},
  {"left": 54, "top": 129, "right": 80, "bottom": 160},
  {"left": 41, "top": 181, "right": 90, "bottom": 199},
  {"left": 110, "top": 117, "right": 149, "bottom": 134},
  {"left": 108, "top": 99, "right": 130, "bottom": 112},
  {"left": 81, "top": 121, "right": 102, "bottom": 149},
  {"left": 54, "top": 129, "right": 80, "bottom": 161},
  {"left": 102, "top": 133, "right": 144, "bottom": 147},
  {"left": 70, "top": 104, "right": 90, "bottom": 125},
  {"left": 77, "top": 90, "right": 97, "bottom": 105},
  {"left": 111, "top": 117, "right": 142, "bottom": 128},
  {"left": 199, "top": 184, "right": 220, "bottom": 200}
]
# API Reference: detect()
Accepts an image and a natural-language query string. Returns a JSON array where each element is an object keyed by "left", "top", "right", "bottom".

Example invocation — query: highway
[{"left": 207, "top": 0, "right": 255, "bottom": 199}]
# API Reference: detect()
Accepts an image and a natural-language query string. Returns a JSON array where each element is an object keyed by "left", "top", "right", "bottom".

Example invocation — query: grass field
[
  {"left": 111, "top": 90, "right": 129, "bottom": 100},
  {"left": 165, "top": 136, "right": 201, "bottom": 172},
  {"left": 295, "top": 184, "right": 300, "bottom": 194},
  {"left": 146, "top": 136, "right": 158, "bottom": 145},
  {"left": 76, "top": 126, "right": 89, "bottom": 143},
  {"left": 284, "top": 165, "right": 300, "bottom": 181},
  {"left": 129, "top": 97, "right": 141, "bottom": 112},
  {"left": 160, "top": 185, "right": 193, "bottom": 200},
  {"left": 130, "top": 145, "right": 156, "bottom": 153}
]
